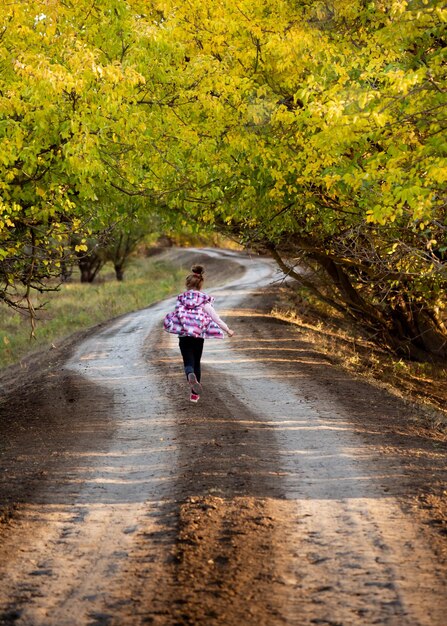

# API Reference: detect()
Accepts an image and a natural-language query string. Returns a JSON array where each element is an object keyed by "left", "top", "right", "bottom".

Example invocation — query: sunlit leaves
[
  {"left": 137, "top": 0, "right": 447, "bottom": 357},
  {"left": 0, "top": 0, "right": 167, "bottom": 307},
  {"left": 1, "top": 0, "right": 445, "bottom": 355}
]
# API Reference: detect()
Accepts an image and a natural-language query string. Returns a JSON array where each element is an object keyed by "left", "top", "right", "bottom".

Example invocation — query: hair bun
[{"left": 191, "top": 264, "right": 204, "bottom": 276}]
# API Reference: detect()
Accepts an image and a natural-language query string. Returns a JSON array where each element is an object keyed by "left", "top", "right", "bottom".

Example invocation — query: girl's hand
[{"left": 227, "top": 329, "right": 235, "bottom": 337}]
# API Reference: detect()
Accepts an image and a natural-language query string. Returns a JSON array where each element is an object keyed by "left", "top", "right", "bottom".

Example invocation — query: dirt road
[{"left": 0, "top": 249, "right": 446, "bottom": 626}]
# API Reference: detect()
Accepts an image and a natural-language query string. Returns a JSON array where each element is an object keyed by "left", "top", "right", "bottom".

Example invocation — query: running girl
[{"left": 163, "top": 264, "right": 234, "bottom": 402}]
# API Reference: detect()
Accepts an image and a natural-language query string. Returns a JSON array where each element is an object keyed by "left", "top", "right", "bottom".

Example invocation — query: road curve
[{"left": 0, "top": 249, "right": 446, "bottom": 626}]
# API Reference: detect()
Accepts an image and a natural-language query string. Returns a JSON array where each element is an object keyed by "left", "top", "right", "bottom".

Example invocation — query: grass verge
[
  {"left": 0, "top": 256, "right": 185, "bottom": 369},
  {"left": 272, "top": 284, "right": 447, "bottom": 429}
]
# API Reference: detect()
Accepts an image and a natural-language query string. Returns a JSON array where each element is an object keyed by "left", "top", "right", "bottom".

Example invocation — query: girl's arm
[{"left": 203, "top": 303, "right": 234, "bottom": 336}]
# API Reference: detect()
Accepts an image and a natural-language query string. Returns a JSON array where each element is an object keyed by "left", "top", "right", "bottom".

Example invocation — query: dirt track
[{"left": 0, "top": 249, "right": 446, "bottom": 626}]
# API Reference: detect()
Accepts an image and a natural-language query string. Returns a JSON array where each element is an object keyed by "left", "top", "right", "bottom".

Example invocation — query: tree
[
  {"left": 2, "top": 0, "right": 446, "bottom": 361},
  {"left": 75, "top": 239, "right": 106, "bottom": 284},
  {"left": 103, "top": 205, "right": 159, "bottom": 281},
  {"left": 0, "top": 1, "right": 169, "bottom": 312},
  {"left": 139, "top": 0, "right": 447, "bottom": 361}
]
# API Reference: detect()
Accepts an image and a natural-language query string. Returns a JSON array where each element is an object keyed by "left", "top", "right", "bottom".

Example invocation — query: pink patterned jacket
[{"left": 163, "top": 290, "right": 225, "bottom": 339}]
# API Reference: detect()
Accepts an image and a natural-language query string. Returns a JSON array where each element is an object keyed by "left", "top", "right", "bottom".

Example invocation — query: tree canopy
[
  {"left": 0, "top": 0, "right": 162, "bottom": 309},
  {"left": 1, "top": 0, "right": 446, "bottom": 359}
]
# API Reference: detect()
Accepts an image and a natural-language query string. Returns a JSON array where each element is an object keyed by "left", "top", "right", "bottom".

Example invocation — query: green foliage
[
  {"left": 0, "top": 1, "right": 168, "bottom": 307},
  {"left": 142, "top": 0, "right": 447, "bottom": 360},
  {"left": 1, "top": 0, "right": 446, "bottom": 359}
]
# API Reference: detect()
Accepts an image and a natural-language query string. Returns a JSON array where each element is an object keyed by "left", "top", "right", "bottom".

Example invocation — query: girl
[{"left": 163, "top": 264, "right": 234, "bottom": 402}]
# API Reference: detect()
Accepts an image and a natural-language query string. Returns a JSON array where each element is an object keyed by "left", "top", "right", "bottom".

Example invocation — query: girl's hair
[{"left": 186, "top": 264, "right": 205, "bottom": 290}]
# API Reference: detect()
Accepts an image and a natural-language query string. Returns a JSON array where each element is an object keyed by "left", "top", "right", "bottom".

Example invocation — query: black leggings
[{"left": 179, "top": 336, "right": 204, "bottom": 382}]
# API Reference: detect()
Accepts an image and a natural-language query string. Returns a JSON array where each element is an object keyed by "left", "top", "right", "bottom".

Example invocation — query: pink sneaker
[
  {"left": 187, "top": 373, "right": 202, "bottom": 395},
  {"left": 190, "top": 393, "right": 200, "bottom": 403}
]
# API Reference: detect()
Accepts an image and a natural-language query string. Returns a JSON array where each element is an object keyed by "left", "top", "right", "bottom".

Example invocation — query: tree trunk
[
  {"left": 389, "top": 300, "right": 447, "bottom": 361},
  {"left": 60, "top": 261, "right": 72, "bottom": 283},
  {"left": 114, "top": 264, "right": 124, "bottom": 281},
  {"left": 270, "top": 246, "right": 447, "bottom": 363},
  {"left": 77, "top": 253, "right": 103, "bottom": 283}
]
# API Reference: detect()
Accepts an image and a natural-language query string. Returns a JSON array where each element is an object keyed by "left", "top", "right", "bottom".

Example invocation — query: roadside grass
[
  {"left": 272, "top": 285, "right": 447, "bottom": 428},
  {"left": 0, "top": 256, "right": 185, "bottom": 369}
]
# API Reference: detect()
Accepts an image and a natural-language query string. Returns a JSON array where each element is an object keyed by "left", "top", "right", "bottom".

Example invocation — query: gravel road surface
[{"left": 0, "top": 249, "right": 446, "bottom": 626}]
